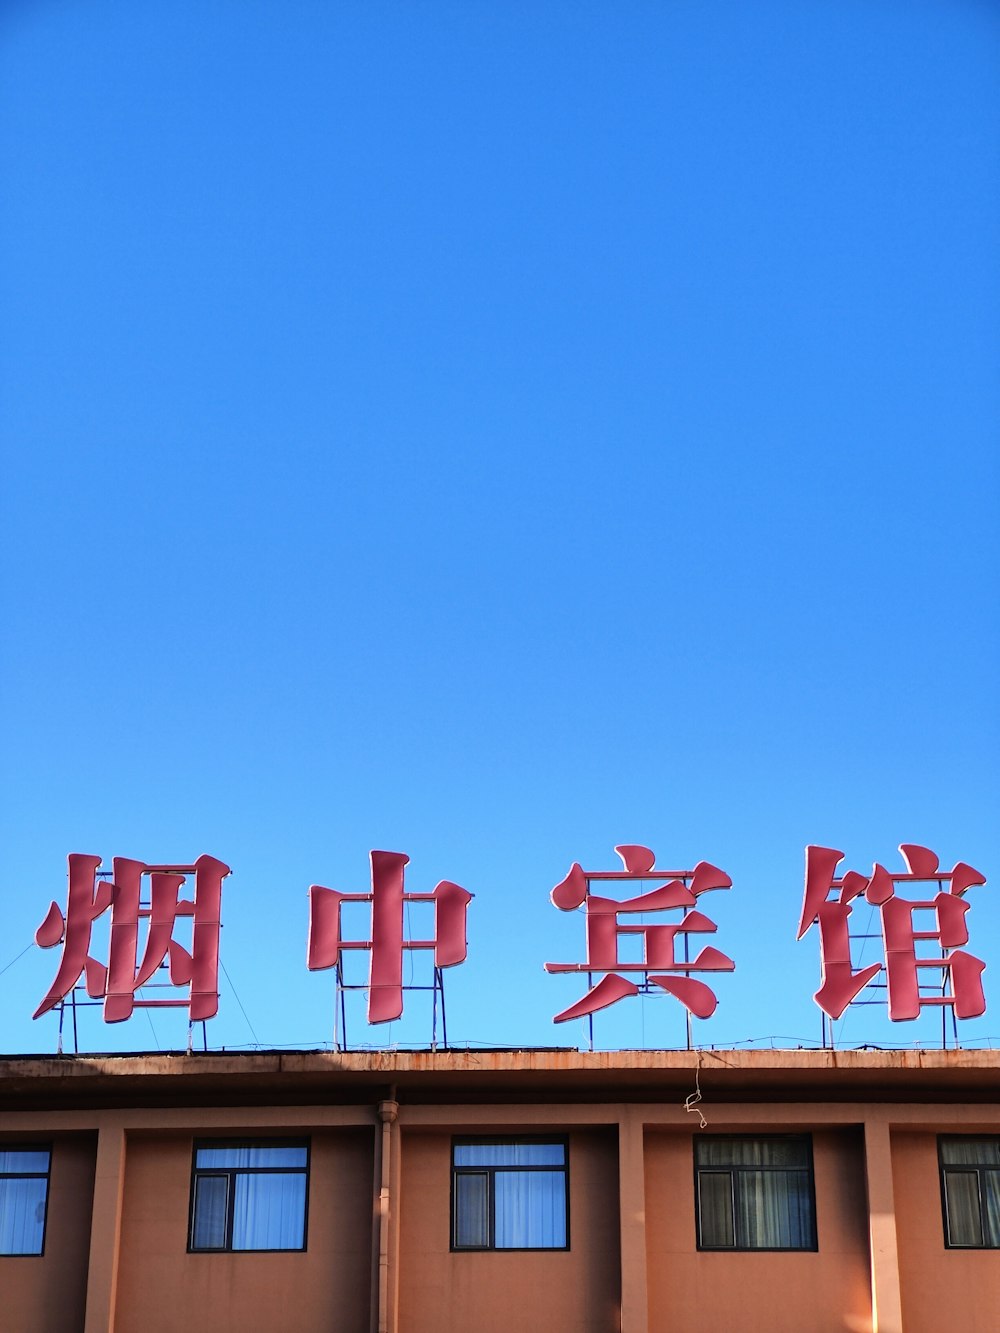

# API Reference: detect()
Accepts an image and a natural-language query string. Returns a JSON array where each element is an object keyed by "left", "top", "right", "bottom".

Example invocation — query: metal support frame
[
  {"left": 50, "top": 869, "right": 211, "bottom": 1053},
  {"left": 581, "top": 903, "right": 699, "bottom": 1053},
  {"left": 333, "top": 963, "right": 451, "bottom": 1053},
  {"left": 54, "top": 978, "right": 209, "bottom": 1054},
  {"left": 821, "top": 911, "right": 962, "bottom": 1051}
]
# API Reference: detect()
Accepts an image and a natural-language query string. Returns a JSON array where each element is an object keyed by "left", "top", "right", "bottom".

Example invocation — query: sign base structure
[
  {"left": 53, "top": 975, "right": 210, "bottom": 1055},
  {"left": 568, "top": 970, "right": 703, "bottom": 1054},
  {"left": 330, "top": 962, "right": 452, "bottom": 1052},
  {"left": 818, "top": 929, "right": 962, "bottom": 1051}
]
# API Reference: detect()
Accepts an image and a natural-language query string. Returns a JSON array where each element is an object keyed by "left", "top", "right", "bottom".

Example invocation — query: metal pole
[
  {"left": 437, "top": 967, "right": 448, "bottom": 1049},
  {"left": 684, "top": 914, "right": 692, "bottom": 1051}
]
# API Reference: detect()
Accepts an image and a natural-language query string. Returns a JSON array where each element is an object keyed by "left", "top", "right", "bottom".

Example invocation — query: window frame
[
  {"left": 939, "top": 1135, "right": 1000, "bottom": 1249},
  {"left": 693, "top": 1134, "right": 818, "bottom": 1253},
  {"left": 0, "top": 1144, "right": 51, "bottom": 1258},
  {"left": 187, "top": 1139, "right": 310, "bottom": 1254},
  {"left": 450, "top": 1135, "right": 570, "bottom": 1253}
]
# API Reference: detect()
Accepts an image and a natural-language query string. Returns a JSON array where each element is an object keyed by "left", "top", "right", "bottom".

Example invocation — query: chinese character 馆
[{"left": 797, "top": 843, "right": 988, "bottom": 1021}]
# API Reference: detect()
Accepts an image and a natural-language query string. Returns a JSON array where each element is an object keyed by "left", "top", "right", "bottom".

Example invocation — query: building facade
[{"left": 1, "top": 1048, "right": 999, "bottom": 1332}]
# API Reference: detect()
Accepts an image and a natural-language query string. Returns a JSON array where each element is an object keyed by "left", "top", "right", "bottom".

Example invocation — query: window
[
  {"left": 695, "top": 1136, "right": 816, "bottom": 1251},
  {"left": 0, "top": 1148, "right": 50, "bottom": 1256},
  {"left": 940, "top": 1137, "right": 1000, "bottom": 1247},
  {"left": 452, "top": 1139, "right": 568, "bottom": 1250},
  {"left": 189, "top": 1142, "right": 308, "bottom": 1252}
]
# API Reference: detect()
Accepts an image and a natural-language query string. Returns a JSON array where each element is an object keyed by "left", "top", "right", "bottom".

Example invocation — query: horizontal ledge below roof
[{"left": 0, "top": 1047, "right": 998, "bottom": 1111}]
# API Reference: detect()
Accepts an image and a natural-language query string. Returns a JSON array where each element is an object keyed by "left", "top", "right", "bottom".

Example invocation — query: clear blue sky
[{"left": 1, "top": 0, "right": 997, "bottom": 1056}]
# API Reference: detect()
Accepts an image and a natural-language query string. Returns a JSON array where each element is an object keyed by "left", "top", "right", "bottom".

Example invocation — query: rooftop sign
[{"left": 31, "top": 841, "right": 989, "bottom": 1046}]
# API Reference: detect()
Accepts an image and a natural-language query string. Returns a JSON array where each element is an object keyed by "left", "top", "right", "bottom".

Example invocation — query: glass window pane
[
  {"left": 737, "top": 1169, "right": 813, "bottom": 1248},
  {"left": 941, "top": 1138, "right": 1000, "bottom": 1168},
  {"left": 454, "top": 1172, "right": 489, "bottom": 1247},
  {"left": 697, "top": 1139, "right": 808, "bottom": 1169},
  {"left": 232, "top": 1172, "right": 306, "bottom": 1250},
  {"left": 195, "top": 1145, "right": 307, "bottom": 1170},
  {"left": 191, "top": 1174, "right": 229, "bottom": 1250},
  {"left": 698, "top": 1171, "right": 735, "bottom": 1247},
  {"left": 0, "top": 1151, "right": 50, "bottom": 1175},
  {"left": 984, "top": 1171, "right": 1000, "bottom": 1248},
  {"left": 0, "top": 1177, "right": 48, "bottom": 1255},
  {"left": 454, "top": 1143, "right": 565, "bottom": 1168},
  {"left": 494, "top": 1170, "right": 566, "bottom": 1248},
  {"left": 945, "top": 1171, "right": 984, "bottom": 1246}
]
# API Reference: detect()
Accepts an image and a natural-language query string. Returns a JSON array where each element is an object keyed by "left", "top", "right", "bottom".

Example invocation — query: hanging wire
[
  {"left": 0, "top": 942, "right": 34, "bottom": 979},
  {"left": 684, "top": 1056, "right": 707, "bottom": 1129},
  {"left": 143, "top": 1005, "right": 161, "bottom": 1051},
  {"left": 219, "top": 957, "right": 262, "bottom": 1048}
]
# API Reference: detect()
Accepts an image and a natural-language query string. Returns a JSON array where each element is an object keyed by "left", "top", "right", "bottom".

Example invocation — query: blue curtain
[
  {"left": 0, "top": 1151, "right": 49, "bottom": 1173},
  {"left": 495, "top": 1171, "right": 566, "bottom": 1247},
  {"left": 454, "top": 1143, "right": 567, "bottom": 1248},
  {"left": 195, "top": 1146, "right": 307, "bottom": 1170},
  {"left": 191, "top": 1175, "right": 228, "bottom": 1249},
  {"left": 454, "top": 1143, "right": 565, "bottom": 1168},
  {"left": 232, "top": 1173, "right": 306, "bottom": 1250},
  {"left": 0, "top": 1177, "right": 47, "bottom": 1256},
  {"left": 192, "top": 1145, "right": 307, "bottom": 1250},
  {"left": 454, "top": 1172, "right": 489, "bottom": 1247}
]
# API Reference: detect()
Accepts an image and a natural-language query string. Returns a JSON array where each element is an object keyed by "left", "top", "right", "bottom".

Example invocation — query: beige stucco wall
[
  {"left": 893, "top": 1130, "right": 1000, "bottom": 1333},
  {"left": 644, "top": 1127, "right": 872, "bottom": 1333},
  {"left": 0, "top": 1134, "right": 95, "bottom": 1333},
  {"left": 112, "top": 1128, "right": 373, "bottom": 1333},
  {"left": 398, "top": 1127, "right": 621, "bottom": 1333}
]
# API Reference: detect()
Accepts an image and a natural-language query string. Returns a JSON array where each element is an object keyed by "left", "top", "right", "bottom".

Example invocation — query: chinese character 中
[
  {"left": 544, "top": 844, "right": 735, "bottom": 1022},
  {"left": 307, "top": 850, "right": 473, "bottom": 1023},
  {"left": 797, "top": 843, "right": 988, "bottom": 1021},
  {"left": 33, "top": 853, "right": 231, "bottom": 1023}
]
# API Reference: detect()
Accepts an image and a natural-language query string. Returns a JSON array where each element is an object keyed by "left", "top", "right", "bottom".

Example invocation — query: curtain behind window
[
  {"left": 735, "top": 1169, "right": 812, "bottom": 1248},
  {"left": 232, "top": 1173, "right": 306, "bottom": 1250},
  {"left": 697, "top": 1139, "right": 813, "bottom": 1248},
  {"left": 942, "top": 1140, "right": 1000, "bottom": 1246},
  {"left": 0, "top": 1178, "right": 46, "bottom": 1255},
  {"left": 495, "top": 1170, "right": 566, "bottom": 1248}
]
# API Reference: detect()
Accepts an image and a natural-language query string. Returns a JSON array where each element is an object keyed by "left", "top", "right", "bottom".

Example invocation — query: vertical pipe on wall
[{"left": 375, "top": 1094, "right": 399, "bottom": 1333}]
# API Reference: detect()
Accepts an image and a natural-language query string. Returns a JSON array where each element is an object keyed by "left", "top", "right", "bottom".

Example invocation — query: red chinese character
[
  {"left": 544, "top": 844, "right": 735, "bottom": 1022},
  {"left": 307, "top": 850, "right": 473, "bottom": 1023},
  {"left": 33, "top": 853, "right": 231, "bottom": 1023},
  {"left": 797, "top": 843, "right": 988, "bottom": 1021}
]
